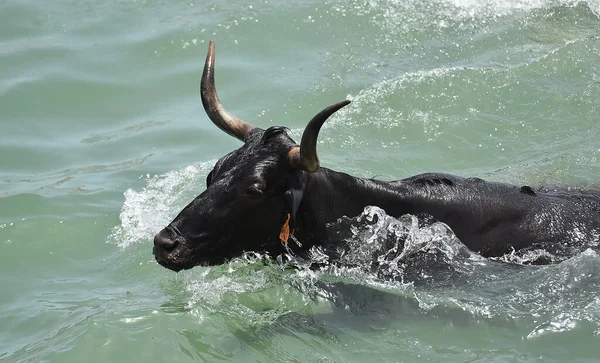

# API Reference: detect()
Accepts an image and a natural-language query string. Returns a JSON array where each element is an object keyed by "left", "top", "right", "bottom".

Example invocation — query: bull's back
[{"left": 395, "top": 173, "right": 600, "bottom": 257}]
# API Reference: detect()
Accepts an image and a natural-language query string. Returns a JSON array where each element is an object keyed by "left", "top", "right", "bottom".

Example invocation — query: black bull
[{"left": 153, "top": 41, "right": 600, "bottom": 272}]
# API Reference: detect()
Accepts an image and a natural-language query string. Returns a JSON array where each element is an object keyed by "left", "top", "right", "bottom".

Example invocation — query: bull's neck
[{"left": 297, "top": 167, "right": 410, "bottom": 241}]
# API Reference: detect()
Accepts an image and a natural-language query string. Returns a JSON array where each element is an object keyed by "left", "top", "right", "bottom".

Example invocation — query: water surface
[{"left": 1, "top": 0, "right": 600, "bottom": 361}]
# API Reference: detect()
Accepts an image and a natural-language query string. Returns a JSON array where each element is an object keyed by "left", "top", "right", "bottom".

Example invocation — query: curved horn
[
  {"left": 289, "top": 100, "right": 351, "bottom": 172},
  {"left": 201, "top": 40, "right": 254, "bottom": 141}
]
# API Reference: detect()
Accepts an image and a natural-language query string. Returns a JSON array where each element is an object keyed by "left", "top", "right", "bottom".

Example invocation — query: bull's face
[
  {"left": 154, "top": 128, "right": 302, "bottom": 270},
  {"left": 153, "top": 41, "right": 349, "bottom": 271}
]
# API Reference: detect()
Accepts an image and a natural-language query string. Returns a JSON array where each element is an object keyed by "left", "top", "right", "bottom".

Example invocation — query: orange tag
[{"left": 279, "top": 213, "right": 291, "bottom": 244}]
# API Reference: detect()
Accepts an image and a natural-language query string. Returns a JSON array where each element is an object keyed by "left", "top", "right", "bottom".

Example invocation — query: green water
[{"left": 1, "top": 0, "right": 600, "bottom": 362}]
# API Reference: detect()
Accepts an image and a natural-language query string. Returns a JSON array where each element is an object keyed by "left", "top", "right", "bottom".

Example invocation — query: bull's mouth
[
  {"left": 153, "top": 225, "right": 284, "bottom": 270},
  {"left": 153, "top": 245, "right": 193, "bottom": 272},
  {"left": 153, "top": 250, "right": 228, "bottom": 271},
  {"left": 153, "top": 253, "right": 185, "bottom": 272},
  {"left": 152, "top": 230, "right": 231, "bottom": 271}
]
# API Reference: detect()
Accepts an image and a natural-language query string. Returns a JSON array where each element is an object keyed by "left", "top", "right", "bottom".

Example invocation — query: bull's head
[{"left": 153, "top": 41, "right": 350, "bottom": 271}]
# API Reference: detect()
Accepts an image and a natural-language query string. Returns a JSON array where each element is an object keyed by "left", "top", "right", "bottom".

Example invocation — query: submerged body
[
  {"left": 154, "top": 126, "right": 600, "bottom": 270},
  {"left": 300, "top": 169, "right": 600, "bottom": 258},
  {"left": 153, "top": 41, "right": 600, "bottom": 271}
]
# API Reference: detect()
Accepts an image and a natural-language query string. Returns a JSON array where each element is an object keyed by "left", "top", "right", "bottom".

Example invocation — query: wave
[
  {"left": 176, "top": 212, "right": 600, "bottom": 339},
  {"left": 359, "top": 0, "right": 600, "bottom": 30},
  {"left": 437, "top": 0, "right": 600, "bottom": 18}
]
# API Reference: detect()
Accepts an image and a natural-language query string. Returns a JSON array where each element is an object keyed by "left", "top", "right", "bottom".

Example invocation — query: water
[{"left": 1, "top": 0, "right": 600, "bottom": 361}]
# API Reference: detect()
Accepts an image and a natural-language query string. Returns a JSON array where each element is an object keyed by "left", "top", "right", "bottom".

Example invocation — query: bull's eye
[{"left": 246, "top": 183, "right": 264, "bottom": 198}]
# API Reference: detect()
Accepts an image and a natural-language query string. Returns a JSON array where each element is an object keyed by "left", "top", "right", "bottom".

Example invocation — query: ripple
[
  {"left": 0, "top": 155, "right": 152, "bottom": 197},
  {"left": 81, "top": 120, "right": 170, "bottom": 144}
]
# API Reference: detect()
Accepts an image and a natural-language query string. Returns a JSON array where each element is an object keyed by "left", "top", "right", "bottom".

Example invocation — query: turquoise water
[{"left": 1, "top": 0, "right": 600, "bottom": 361}]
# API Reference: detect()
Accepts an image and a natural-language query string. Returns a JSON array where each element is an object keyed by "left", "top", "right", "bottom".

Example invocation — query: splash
[
  {"left": 108, "top": 161, "right": 215, "bottom": 248},
  {"left": 494, "top": 247, "right": 560, "bottom": 264},
  {"left": 317, "top": 206, "right": 485, "bottom": 287},
  {"left": 431, "top": 0, "right": 599, "bottom": 19},
  {"left": 184, "top": 255, "right": 269, "bottom": 307},
  {"left": 331, "top": 66, "right": 466, "bottom": 130},
  {"left": 526, "top": 312, "right": 578, "bottom": 338},
  {"left": 362, "top": 0, "right": 600, "bottom": 29},
  {"left": 162, "top": 205, "right": 481, "bottom": 312}
]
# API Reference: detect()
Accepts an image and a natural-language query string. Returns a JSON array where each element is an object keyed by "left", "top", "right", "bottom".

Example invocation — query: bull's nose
[{"left": 154, "top": 231, "right": 179, "bottom": 252}]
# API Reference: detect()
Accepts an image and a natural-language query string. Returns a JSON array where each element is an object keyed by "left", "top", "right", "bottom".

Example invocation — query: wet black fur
[{"left": 154, "top": 127, "right": 600, "bottom": 271}]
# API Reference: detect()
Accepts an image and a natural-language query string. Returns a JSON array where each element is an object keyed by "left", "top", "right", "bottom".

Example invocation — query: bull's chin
[
  {"left": 153, "top": 237, "right": 281, "bottom": 271},
  {"left": 154, "top": 253, "right": 227, "bottom": 271},
  {"left": 155, "top": 257, "right": 186, "bottom": 272}
]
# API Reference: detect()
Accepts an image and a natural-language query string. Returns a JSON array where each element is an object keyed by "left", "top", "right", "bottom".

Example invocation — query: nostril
[{"left": 154, "top": 233, "right": 179, "bottom": 252}]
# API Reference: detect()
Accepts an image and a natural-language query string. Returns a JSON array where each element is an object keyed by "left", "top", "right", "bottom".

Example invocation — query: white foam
[
  {"left": 367, "top": 0, "right": 599, "bottom": 24},
  {"left": 108, "top": 161, "right": 216, "bottom": 248},
  {"left": 454, "top": 0, "right": 599, "bottom": 18},
  {"left": 329, "top": 66, "right": 464, "bottom": 130},
  {"left": 183, "top": 254, "right": 270, "bottom": 308},
  {"left": 314, "top": 206, "right": 484, "bottom": 289},
  {"left": 526, "top": 313, "right": 578, "bottom": 339},
  {"left": 120, "top": 316, "right": 148, "bottom": 323}
]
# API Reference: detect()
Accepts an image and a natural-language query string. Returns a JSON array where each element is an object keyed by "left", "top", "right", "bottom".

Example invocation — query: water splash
[
  {"left": 184, "top": 255, "right": 269, "bottom": 307},
  {"left": 361, "top": 0, "right": 600, "bottom": 30},
  {"left": 526, "top": 312, "right": 578, "bottom": 339},
  {"left": 108, "top": 161, "right": 215, "bottom": 248},
  {"left": 320, "top": 206, "right": 484, "bottom": 286},
  {"left": 330, "top": 66, "right": 465, "bottom": 130},
  {"left": 434, "top": 0, "right": 599, "bottom": 19}
]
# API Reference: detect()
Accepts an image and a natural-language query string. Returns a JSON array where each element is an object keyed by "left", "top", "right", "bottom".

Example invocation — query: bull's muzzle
[{"left": 153, "top": 227, "right": 185, "bottom": 271}]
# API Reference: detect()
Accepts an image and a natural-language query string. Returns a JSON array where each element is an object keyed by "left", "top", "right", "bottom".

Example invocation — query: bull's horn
[
  {"left": 201, "top": 40, "right": 254, "bottom": 141},
  {"left": 289, "top": 100, "right": 351, "bottom": 172}
]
